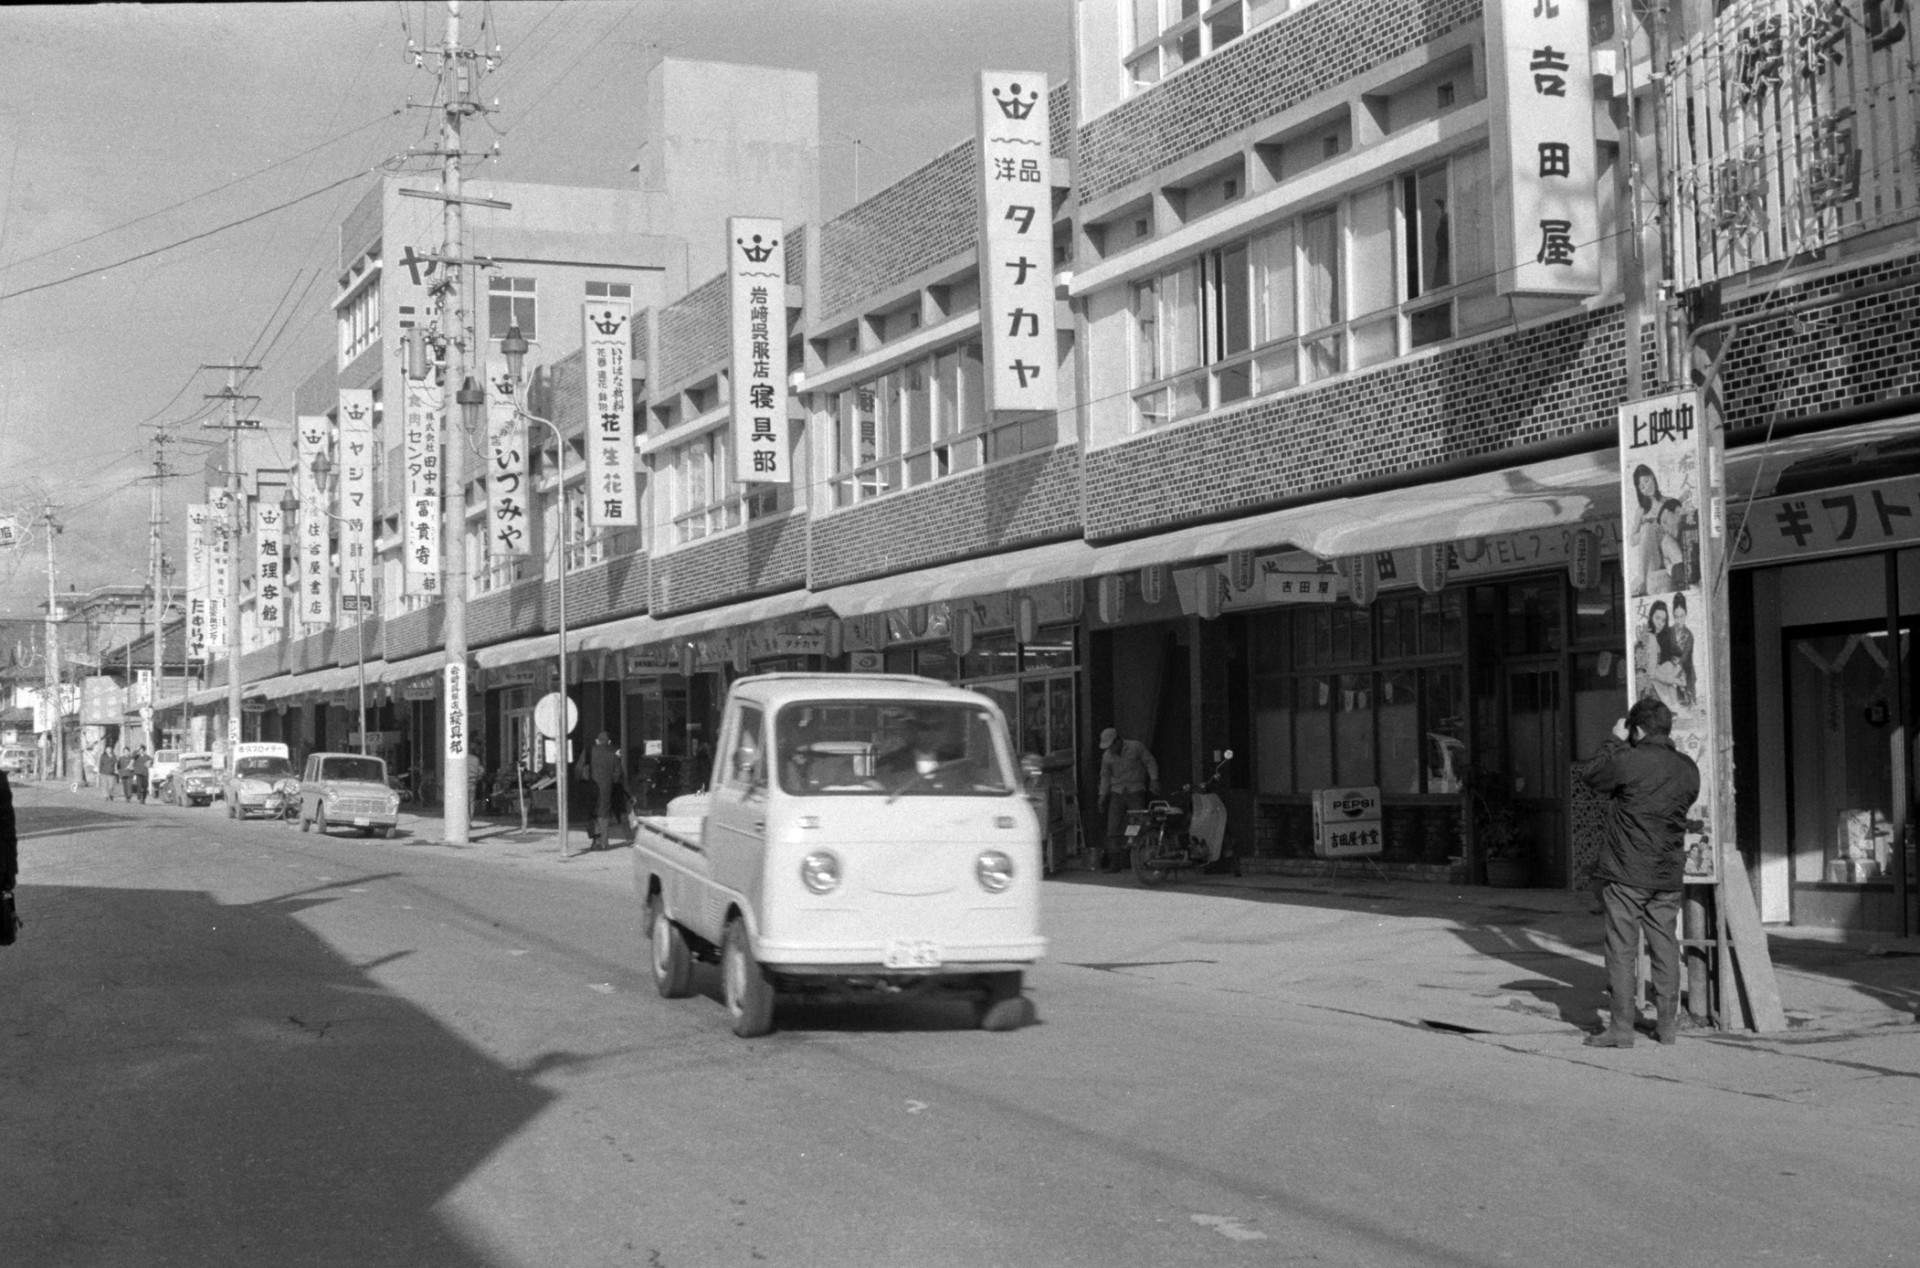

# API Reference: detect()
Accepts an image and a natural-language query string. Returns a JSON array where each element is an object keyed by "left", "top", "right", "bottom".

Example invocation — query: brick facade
[
  {"left": 1084, "top": 306, "right": 1627, "bottom": 539},
  {"left": 1076, "top": 0, "right": 1481, "bottom": 205},
  {"left": 656, "top": 274, "right": 729, "bottom": 395},
  {"left": 650, "top": 512, "right": 808, "bottom": 615},
  {"left": 809, "top": 444, "right": 1083, "bottom": 588}
]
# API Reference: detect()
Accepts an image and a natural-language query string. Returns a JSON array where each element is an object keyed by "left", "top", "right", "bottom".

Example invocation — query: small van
[
  {"left": 297, "top": 752, "right": 401, "bottom": 837},
  {"left": 632, "top": 674, "right": 1046, "bottom": 1037}
]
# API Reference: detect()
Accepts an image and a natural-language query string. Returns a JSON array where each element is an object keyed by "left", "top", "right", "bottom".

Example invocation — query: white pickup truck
[{"left": 632, "top": 673, "right": 1046, "bottom": 1037}]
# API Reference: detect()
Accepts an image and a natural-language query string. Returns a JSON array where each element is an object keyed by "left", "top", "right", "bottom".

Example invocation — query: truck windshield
[{"left": 775, "top": 700, "right": 1013, "bottom": 797}]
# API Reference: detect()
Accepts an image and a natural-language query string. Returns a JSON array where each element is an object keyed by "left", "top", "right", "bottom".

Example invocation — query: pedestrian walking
[
  {"left": 1095, "top": 726, "right": 1158, "bottom": 873},
  {"left": 103, "top": 746, "right": 122, "bottom": 800},
  {"left": 1573, "top": 697, "right": 1701, "bottom": 1048},
  {"left": 586, "top": 732, "right": 624, "bottom": 852},
  {"left": 130, "top": 747, "right": 152, "bottom": 803}
]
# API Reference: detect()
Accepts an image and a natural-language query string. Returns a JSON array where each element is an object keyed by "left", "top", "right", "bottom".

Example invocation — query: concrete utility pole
[
  {"left": 442, "top": 0, "right": 473, "bottom": 844},
  {"left": 41, "top": 505, "right": 62, "bottom": 781},
  {"left": 146, "top": 434, "right": 174, "bottom": 749},
  {"left": 204, "top": 362, "right": 260, "bottom": 768}
]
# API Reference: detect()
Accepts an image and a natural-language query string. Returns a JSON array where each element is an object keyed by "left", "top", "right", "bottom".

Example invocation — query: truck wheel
[
  {"left": 977, "top": 971, "right": 1034, "bottom": 1031},
  {"left": 722, "top": 919, "right": 776, "bottom": 1038},
  {"left": 647, "top": 894, "right": 693, "bottom": 999}
]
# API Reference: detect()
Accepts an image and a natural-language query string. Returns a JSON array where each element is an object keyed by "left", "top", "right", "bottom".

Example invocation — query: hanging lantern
[
  {"left": 1568, "top": 526, "right": 1601, "bottom": 591},
  {"left": 824, "top": 618, "right": 845, "bottom": 660},
  {"left": 1097, "top": 574, "right": 1125, "bottom": 625},
  {"left": 1140, "top": 563, "right": 1168, "bottom": 606},
  {"left": 1228, "top": 549, "right": 1257, "bottom": 593},
  {"left": 1059, "top": 578, "right": 1085, "bottom": 619},
  {"left": 732, "top": 635, "right": 751, "bottom": 674},
  {"left": 1414, "top": 542, "right": 1448, "bottom": 594},
  {"left": 677, "top": 642, "right": 695, "bottom": 678},
  {"left": 1457, "top": 537, "right": 1487, "bottom": 564},
  {"left": 907, "top": 605, "right": 930, "bottom": 640},
  {"left": 1196, "top": 569, "right": 1226, "bottom": 620},
  {"left": 951, "top": 606, "right": 975, "bottom": 657},
  {"left": 1014, "top": 592, "right": 1038, "bottom": 644}
]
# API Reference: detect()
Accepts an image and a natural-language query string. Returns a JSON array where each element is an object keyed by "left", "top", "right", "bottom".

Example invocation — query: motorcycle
[{"left": 1128, "top": 750, "right": 1235, "bottom": 886}]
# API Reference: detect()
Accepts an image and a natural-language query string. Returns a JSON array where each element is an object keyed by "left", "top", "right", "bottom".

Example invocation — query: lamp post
[
  {"left": 282, "top": 452, "right": 370, "bottom": 756},
  {"left": 499, "top": 324, "right": 573, "bottom": 856}
]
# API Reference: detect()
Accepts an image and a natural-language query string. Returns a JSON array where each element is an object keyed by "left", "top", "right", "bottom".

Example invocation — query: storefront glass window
[
  {"left": 1022, "top": 626, "right": 1077, "bottom": 672},
  {"left": 1253, "top": 673, "right": 1296, "bottom": 794},
  {"left": 1296, "top": 675, "right": 1334, "bottom": 789},
  {"left": 1424, "top": 665, "right": 1467, "bottom": 794},
  {"left": 1787, "top": 628, "right": 1908, "bottom": 885},
  {"left": 961, "top": 632, "right": 1020, "bottom": 680},
  {"left": 915, "top": 643, "right": 958, "bottom": 681},
  {"left": 1334, "top": 671, "right": 1376, "bottom": 784},
  {"left": 1379, "top": 669, "right": 1421, "bottom": 793},
  {"left": 1505, "top": 579, "right": 1563, "bottom": 653}
]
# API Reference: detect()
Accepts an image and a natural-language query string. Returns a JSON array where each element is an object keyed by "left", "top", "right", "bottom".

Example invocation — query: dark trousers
[
  {"left": 1600, "top": 881, "right": 1681, "bottom": 1034},
  {"left": 1104, "top": 790, "right": 1147, "bottom": 867}
]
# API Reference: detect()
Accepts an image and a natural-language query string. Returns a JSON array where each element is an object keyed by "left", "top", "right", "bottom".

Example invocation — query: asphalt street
[{"left": 3, "top": 780, "right": 1917, "bottom": 1268}]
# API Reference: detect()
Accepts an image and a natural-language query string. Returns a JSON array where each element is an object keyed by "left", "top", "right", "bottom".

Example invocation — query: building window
[
  {"left": 337, "top": 278, "right": 381, "bottom": 366},
  {"left": 489, "top": 276, "right": 536, "bottom": 340},
  {"left": 661, "top": 426, "right": 793, "bottom": 546},
  {"left": 828, "top": 341, "right": 1045, "bottom": 509},
  {"left": 1125, "top": 147, "right": 1495, "bottom": 430},
  {"left": 1126, "top": 1, "right": 1269, "bottom": 93},
  {"left": 585, "top": 281, "right": 633, "bottom": 299}
]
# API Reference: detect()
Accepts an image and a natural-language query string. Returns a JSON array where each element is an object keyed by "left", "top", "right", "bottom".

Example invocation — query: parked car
[
  {"left": 148, "top": 748, "right": 184, "bottom": 792},
  {"left": 298, "top": 752, "right": 401, "bottom": 838},
  {"left": 225, "top": 741, "right": 295, "bottom": 820},
  {"left": 160, "top": 752, "right": 220, "bottom": 806},
  {"left": 0, "top": 746, "right": 34, "bottom": 776}
]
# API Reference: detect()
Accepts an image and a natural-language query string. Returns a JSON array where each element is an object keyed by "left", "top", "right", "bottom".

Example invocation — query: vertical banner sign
[
  {"left": 254, "top": 501, "right": 284, "bottom": 634},
  {"left": 444, "top": 660, "right": 468, "bottom": 763},
  {"left": 337, "top": 389, "right": 375, "bottom": 616},
  {"left": 485, "top": 357, "right": 529, "bottom": 557},
  {"left": 583, "top": 299, "right": 638, "bottom": 523},
  {"left": 727, "top": 218, "right": 789, "bottom": 484},
  {"left": 403, "top": 379, "right": 443, "bottom": 594},
  {"left": 1485, "top": 0, "right": 1600, "bottom": 296},
  {"left": 296, "top": 414, "right": 335, "bottom": 626},
  {"left": 207, "top": 487, "right": 234, "bottom": 651},
  {"left": 977, "top": 70, "right": 1057, "bottom": 414},
  {"left": 1618, "top": 389, "right": 1718, "bottom": 883},
  {"left": 185, "top": 504, "right": 209, "bottom": 661}
]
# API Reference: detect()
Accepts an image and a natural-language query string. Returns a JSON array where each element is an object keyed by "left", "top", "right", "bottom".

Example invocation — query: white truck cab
[{"left": 632, "top": 673, "right": 1045, "bottom": 1037}]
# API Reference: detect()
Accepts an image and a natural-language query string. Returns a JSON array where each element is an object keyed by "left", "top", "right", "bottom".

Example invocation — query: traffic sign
[{"left": 533, "top": 691, "right": 577, "bottom": 738}]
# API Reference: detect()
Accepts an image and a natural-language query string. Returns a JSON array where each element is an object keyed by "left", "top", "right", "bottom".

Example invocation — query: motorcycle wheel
[{"left": 1132, "top": 833, "right": 1171, "bottom": 886}]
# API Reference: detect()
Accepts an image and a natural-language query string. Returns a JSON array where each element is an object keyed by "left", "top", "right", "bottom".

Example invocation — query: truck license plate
[
  {"left": 883, "top": 940, "right": 941, "bottom": 969},
  {"left": 353, "top": 817, "right": 371, "bottom": 827}
]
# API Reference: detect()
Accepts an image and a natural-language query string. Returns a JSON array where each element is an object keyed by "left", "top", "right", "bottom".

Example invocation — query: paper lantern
[
  {"left": 677, "top": 642, "right": 695, "bottom": 678},
  {"left": 1097, "top": 574, "right": 1125, "bottom": 625},
  {"left": 1343, "top": 555, "right": 1377, "bottom": 607},
  {"left": 1196, "top": 569, "right": 1225, "bottom": 620},
  {"left": 951, "top": 606, "right": 975, "bottom": 657},
  {"left": 1014, "top": 592, "right": 1038, "bottom": 644},
  {"left": 1228, "top": 549, "right": 1257, "bottom": 593},
  {"left": 1414, "top": 542, "right": 1448, "bottom": 594},
  {"left": 1140, "top": 563, "right": 1167, "bottom": 606},
  {"left": 1568, "top": 526, "right": 1601, "bottom": 591}
]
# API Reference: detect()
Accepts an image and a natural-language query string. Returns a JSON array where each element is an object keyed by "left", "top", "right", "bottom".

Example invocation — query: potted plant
[{"left": 1464, "top": 765, "right": 1533, "bottom": 887}]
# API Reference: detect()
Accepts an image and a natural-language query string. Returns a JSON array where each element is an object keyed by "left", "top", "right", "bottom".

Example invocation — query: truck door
[{"left": 702, "top": 703, "right": 769, "bottom": 939}]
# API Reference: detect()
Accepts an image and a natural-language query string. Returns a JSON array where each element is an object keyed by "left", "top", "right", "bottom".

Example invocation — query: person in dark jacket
[
  {"left": 2, "top": 768, "right": 18, "bottom": 943},
  {"left": 586, "top": 733, "right": 625, "bottom": 852},
  {"left": 1573, "top": 697, "right": 1701, "bottom": 1048}
]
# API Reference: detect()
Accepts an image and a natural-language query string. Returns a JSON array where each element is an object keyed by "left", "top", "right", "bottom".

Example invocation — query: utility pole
[
  {"left": 441, "top": 0, "right": 475, "bottom": 844},
  {"left": 204, "top": 362, "right": 261, "bottom": 769},
  {"left": 41, "top": 505, "right": 63, "bottom": 782}
]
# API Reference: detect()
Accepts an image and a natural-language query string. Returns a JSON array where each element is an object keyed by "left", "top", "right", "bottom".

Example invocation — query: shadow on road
[{"left": 0, "top": 878, "right": 551, "bottom": 1267}]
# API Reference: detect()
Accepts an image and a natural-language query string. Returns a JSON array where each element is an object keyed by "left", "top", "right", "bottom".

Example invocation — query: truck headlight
[
  {"left": 976, "top": 850, "right": 1014, "bottom": 893},
  {"left": 800, "top": 851, "right": 841, "bottom": 894}
]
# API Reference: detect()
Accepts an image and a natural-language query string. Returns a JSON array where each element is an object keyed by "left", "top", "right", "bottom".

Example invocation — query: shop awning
[
  {"left": 813, "top": 537, "right": 1102, "bottom": 617},
  {"left": 572, "top": 589, "right": 822, "bottom": 653}
]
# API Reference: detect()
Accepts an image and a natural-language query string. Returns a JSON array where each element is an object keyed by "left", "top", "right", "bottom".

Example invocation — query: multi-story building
[{"left": 177, "top": 12, "right": 1919, "bottom": 937}]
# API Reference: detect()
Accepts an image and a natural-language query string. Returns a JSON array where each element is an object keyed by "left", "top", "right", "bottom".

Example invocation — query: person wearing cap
[
  {"left": 1096, "top": 726, "right": 1158, "bottom": 872},
  {"left": 586, "top": 731, "right": 626, "bottom": 852}
]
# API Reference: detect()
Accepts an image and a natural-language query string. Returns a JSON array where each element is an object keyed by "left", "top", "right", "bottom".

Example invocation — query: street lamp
[
  {"left": 499, "top": 324, "right": 575, "bottom": 856},
  {"left": 281, "top": 451, "right": 370, "bottom": 756}
]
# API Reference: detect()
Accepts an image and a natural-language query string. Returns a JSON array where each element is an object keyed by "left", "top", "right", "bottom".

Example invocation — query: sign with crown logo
[
  {"left": 728, "top": 216, "right": 789, "bottom": 485},
  {"left": 403, "top": 379, "right": 442, "bottom": 594},
  {"left": 485, "top": 356, "right": 529, "bottom": 557},
  {"left": 582, "top": 298, "right": 638, "bottom": 524},
  {"left": 337, "top": 389, "right": 375, "bottom": 617},
  {"left": 254, "top": 500, "right": 284, "bottom": 633},
  {"left": 977, "top": 71, "right": 1055, "bottom": 415},
  {"left": 207, "top": 486, "right": 234, "bottom": 650},
  {"left": 185, "top": 503, "right": 209, "bottom": 661},
  {"left": 296, "top": 414, "right": 335, "bottom": 625},
  {"left": 1486, "top": 0, "right": 1600, "bottom": 296}
]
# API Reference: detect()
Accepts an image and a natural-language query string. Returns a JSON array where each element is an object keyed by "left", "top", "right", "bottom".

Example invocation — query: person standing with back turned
[{"left": 1573, "top": 697, "right": 1701, "bottom": 1047}]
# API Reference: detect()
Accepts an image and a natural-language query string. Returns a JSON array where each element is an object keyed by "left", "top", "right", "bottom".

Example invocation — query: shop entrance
[{"left": 1505, "top": 659, "right": 1568, "bottom": 887}]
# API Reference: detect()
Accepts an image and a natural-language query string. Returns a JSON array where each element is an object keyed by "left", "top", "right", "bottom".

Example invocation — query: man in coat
[
  {"left": 1096, "top": 726, "right": 1159, "bottom": 873},
  {"left": 1573, "top": 697, "right": 1701, "bottom": 1047},
  {"left": 586, "top": 732, "right": 625, "bottom": 853}
]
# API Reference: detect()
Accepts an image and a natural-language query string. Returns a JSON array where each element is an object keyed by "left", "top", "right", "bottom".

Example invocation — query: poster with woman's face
[{"left": 1619, "top": 392, "right": 1718, "bottom": 883}]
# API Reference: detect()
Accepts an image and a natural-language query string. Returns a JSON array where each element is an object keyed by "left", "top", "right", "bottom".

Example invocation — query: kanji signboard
[
  {"left": 976, "top": 70, "right": 1056, "bottom": 413},
  {"left": 254, "top": 501, "right": 284, "bottom": 633},
  {"left": 1486, "top": 0, "right": 1601, "bottom": 296},
  {"left": 485, "top": 357, "right": 529, "bottom": 558},
  {"left": 727, "top": 217, "right": 789, "bottom": 485},
  {"left": 185, "top": 503, "right": 209, "bottom": 660},
  {"left": 296, "top": 414, "right": 334, "bottom": 626},
  {"left": 583, "top": 298, "right": 638, "bottom": 523},
  {"left": 338, "top": 389, "right": 375, "bottom": 616},
  {"left": 403, "top": 379, "right": 442, "bottom": 594}
]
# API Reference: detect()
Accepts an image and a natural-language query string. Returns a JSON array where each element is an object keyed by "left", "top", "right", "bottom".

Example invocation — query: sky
[{"left": 0, "top": 0, "right": 1072, "bottom": 620}]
